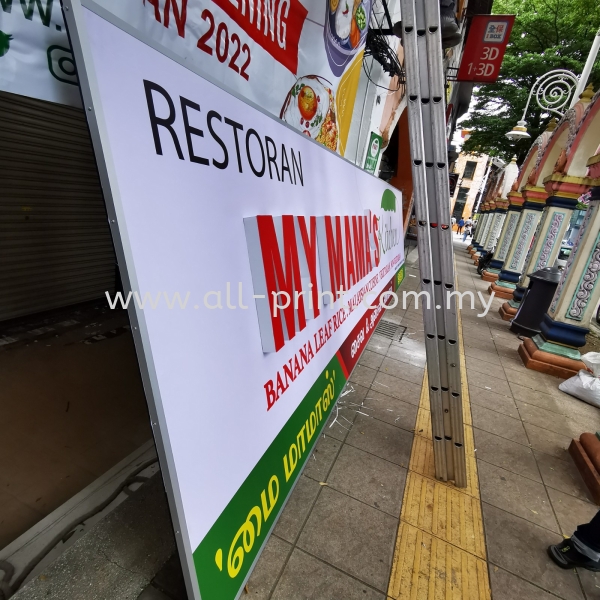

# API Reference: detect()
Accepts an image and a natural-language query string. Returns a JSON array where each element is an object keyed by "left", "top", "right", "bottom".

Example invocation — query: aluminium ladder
[{"left": 399, "top": 0, "right": 467, "bottom": 486}]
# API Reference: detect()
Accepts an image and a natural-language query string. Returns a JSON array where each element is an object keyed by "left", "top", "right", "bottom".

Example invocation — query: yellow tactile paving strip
[
  {"left": 387, "top": 524, "right": 490, "bottom": 600},
  {"left": 387, "top": 312, "right": 491, "bottom": 599}
]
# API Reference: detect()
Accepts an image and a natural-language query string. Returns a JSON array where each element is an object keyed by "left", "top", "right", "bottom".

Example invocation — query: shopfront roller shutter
[{"left": 0, "top": 91, "right": 116, "bottom": 322}]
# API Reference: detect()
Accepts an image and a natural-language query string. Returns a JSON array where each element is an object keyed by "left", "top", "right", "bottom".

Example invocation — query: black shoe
[{"left": 548, "top": 539, "right": 600, "bottom": 572}]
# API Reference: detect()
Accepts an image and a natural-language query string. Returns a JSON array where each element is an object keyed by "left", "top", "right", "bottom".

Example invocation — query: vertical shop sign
[
  {"left": 457, "top": 15, "right": 515, "bottom": 83},
  {"left": 363, "top": 131, "right": 383, "bottom": 174}
]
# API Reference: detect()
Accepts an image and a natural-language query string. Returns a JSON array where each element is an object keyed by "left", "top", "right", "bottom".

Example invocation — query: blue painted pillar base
[
  {"left": 498, "top": 269, "right": 521, "bottom": 284},
  {"left": 513, "top": 285, "right": 527, "bottom": 303},
  {"left": 519, "top": 319, "right": 587, "bottom": 378},
  {"left": 539, "top": 314, "right": 589, "bottom": 350}
]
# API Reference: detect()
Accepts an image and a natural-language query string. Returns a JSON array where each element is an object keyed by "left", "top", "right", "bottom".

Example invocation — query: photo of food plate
[
  {"left": 280, "top": 75, "right": 339, "bottom": 152},
  {"left": 324, "top": 0, "right": 370, "bottom": 76}
]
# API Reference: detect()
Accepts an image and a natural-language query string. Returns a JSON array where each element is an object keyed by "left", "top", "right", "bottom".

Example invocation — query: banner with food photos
[{"left": 69, "top": 0, "right": 372, "bottom": 156}]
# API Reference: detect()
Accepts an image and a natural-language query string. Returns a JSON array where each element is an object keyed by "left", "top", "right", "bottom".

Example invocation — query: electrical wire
[{"left": 363, "top": 0, "right": 404, "bottom": 89}]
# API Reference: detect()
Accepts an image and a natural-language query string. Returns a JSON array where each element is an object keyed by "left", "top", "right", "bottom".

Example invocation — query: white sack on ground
[{"left": 559, "top": 353, "right": 600, "bottom": 408}]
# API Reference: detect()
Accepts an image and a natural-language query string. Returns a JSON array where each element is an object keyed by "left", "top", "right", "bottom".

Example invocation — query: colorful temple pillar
[
  {"left": 482, "top": 190, "right": 524, "bottom": 282},
  {"left": 469, "top": 203, "right": 491, "bottom": 255},
  {"left": 517, "top": 87, "right": 600, "bottom": 376},
  {"left": 483, "top": 199, "right": 508, "bottom": 251},
  {"left": 473, "top": 200, "right": 498, "bottom": 264},
  {"left": 500, "top": 175, "right": 589, "bottom": 319},
  {"left": 488, "top": 185, "right": 547, "bottom": 299},
  {"left": 519, "top": 186, "right": 600, "bottom": 377},
  {"left": 498, "top": 86, "right": 596, "bottom": 317}
]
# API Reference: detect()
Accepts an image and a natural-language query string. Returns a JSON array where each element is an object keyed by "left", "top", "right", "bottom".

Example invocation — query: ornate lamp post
[{"left": 505, "top": 69, "right": 579, "bottom": 140}]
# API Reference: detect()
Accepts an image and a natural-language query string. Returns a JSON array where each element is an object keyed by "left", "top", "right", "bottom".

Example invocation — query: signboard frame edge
[{"left": 61, "top": 1, "right": 204, "bottom": 598}]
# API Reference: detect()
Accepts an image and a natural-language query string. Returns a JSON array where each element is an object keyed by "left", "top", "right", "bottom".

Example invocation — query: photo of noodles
[{"left": 280, "top": 76, "right": 339, "bottom": 152}]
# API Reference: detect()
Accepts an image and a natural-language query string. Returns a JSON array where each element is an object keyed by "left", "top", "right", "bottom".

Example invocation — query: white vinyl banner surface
[
  {"left": 0, "top": 1, "right": 81, "bottom": 106},
  {"left": 64, "top": 3, "right": 404, "bottom": 599}
]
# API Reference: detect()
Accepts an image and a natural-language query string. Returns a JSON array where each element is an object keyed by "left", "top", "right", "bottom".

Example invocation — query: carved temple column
[
  {"left": 499, "top": 175, "right": 589, "bottom": 320},
  {"left": 482, "top": 191, "right": 524, "bottom": 282},
  {"left": 474, "top": 201, "right": 507, "bottom": 265},
  {"left": 488, "top": 186, "right": 547, "bottom": 299},
  {"left": 469, "top": 204, "right": 490, "bottom": 254},
  {"left": 483, "top": 198, "right": 509, "bottom": 251},
  {"left": 471, "top": 202, "right": 495, "bottom": 260},
  {"left": 473, "top": 201, "right": 499, "bottom": 263},
  {"left": 518, "top": 185, "right": 600, "bottom": 378}
]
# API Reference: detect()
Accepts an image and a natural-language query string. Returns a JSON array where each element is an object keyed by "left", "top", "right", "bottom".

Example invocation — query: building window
[
  {"left": 462, "top": 160, "right": 477, "bottom": 180},
  {"left": 452, "top": 187, "right": 469, "bottom": 220}
]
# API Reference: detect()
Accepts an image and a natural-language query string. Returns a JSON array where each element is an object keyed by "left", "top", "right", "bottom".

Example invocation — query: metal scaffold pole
[{"left": 399, "top": 0, "right": 467, "bottom": 486}]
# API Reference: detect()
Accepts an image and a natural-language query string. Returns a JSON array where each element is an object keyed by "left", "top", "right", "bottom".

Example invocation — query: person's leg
[
  {"left": 549, "top": 510, "right": 600, "bottom": 570},
  {"left": 573, "top": 510, "right": 600, "bottom": 556}
]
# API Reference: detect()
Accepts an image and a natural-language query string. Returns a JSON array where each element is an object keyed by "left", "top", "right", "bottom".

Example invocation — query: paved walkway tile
[
  {"left": 271, "top": 549, "right": 385, "bottom": 600},
  {"left": 327, "top": 444, "right": 407, "bottom": 517},
  {"left": 483, "top": 503, "right": 583, "bottom": 600},
  {"left": 489, "top": 567, "right": 566, "bottom": 600},
  {"left": 297, "top": 486, "right": 398, "bottom": 591}
]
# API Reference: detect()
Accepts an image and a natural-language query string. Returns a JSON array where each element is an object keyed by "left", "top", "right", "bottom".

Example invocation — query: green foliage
[{"left": 461, "top": 0, "right": 600, "bottom": 163}]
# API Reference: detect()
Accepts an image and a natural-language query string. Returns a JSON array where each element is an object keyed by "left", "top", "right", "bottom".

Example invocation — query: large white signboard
[{"left": 63, "top": 2, "right": 404, "bottom": 598}]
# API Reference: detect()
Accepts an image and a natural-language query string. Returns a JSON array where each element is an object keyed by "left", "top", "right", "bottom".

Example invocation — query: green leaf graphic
[{"left": 381, "top": 189, "right": 396, "bottom": 212}]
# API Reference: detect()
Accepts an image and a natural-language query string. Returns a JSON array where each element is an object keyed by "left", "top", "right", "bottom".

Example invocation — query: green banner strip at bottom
[{"left": 193, "top": 354, "right": 348, "bottom": 600}]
